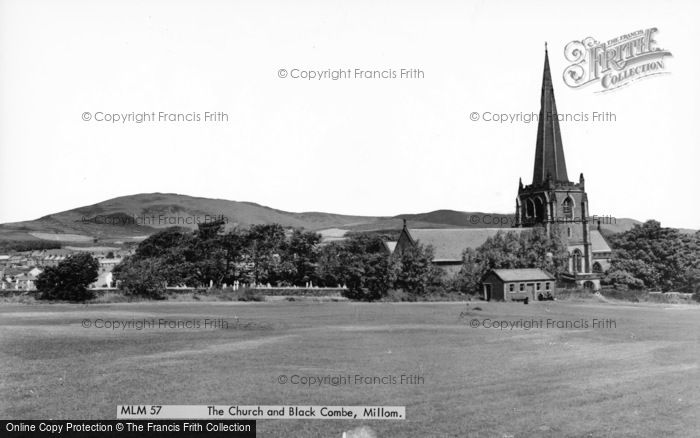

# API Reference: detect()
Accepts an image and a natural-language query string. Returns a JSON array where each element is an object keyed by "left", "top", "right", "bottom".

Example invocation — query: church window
[
  {"left": 592, "top": 262, "right": 602, "bottom": 273},
  {"left": 572, "top": 249, "right": 583, "bottom": 273},
  {"left": 562, "top": 197, "right": 574, "bottom": 219},
  {"left": 567, "top": 227, "right": 571, "bottom": 238},
  {"left": 526, "top": 199, "right": 535, "bottom": 218},
  {"left": 534, "top": 197, "right": 545, "bottom": 221}
]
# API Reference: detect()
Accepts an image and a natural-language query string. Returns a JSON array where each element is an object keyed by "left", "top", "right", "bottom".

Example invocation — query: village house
[{"left": 14, "top": 273, "right": 38, "bottom": 291}]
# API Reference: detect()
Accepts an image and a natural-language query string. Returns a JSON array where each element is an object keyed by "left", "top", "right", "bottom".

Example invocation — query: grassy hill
[{"left": 0, "top": 193, "right": 666, "bottom": 246}]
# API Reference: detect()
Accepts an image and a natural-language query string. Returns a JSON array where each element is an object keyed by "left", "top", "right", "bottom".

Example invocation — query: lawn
[{"left": 1, "top": 300, "right": 699, "bottom": 437}]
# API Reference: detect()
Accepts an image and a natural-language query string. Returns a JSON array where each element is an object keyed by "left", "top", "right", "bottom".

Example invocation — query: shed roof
[{"left": 489, "top": 268, "right": 555, "bottom": 282}]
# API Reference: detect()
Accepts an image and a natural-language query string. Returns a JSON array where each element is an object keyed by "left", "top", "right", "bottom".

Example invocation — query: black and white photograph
[{"left": 1, "top": 0, "right": 699, "bottom": 437}]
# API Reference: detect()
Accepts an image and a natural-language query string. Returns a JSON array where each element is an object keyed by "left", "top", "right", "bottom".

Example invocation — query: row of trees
[
  {"left": 112, "top": 221, "right": 566, "bottom": 300},
  {"left": 113, "top": 221, "right": 322, "bottom": 297},
  {"left": 33, "top": 219, "right": 700, "bottom": 302}
]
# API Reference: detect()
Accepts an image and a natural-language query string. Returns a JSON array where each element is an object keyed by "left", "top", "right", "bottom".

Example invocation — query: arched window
[
  {"left": 562, "top": 197, "right": 574, "bottom": 220},
  {"left": 534, "top": 197, "right": 545, "bottom": 221},
  {"left": 526, "top": 199, "right": 535, "bottom": 218},
  {"left": 592, "top": 262, "right": 602, "bottom": 273},
  {"left": 572, "top": 249, "right": 583, "bottom": 273},
  {"left": 583, "top": 281, "right": 595, "bottom": 290}
]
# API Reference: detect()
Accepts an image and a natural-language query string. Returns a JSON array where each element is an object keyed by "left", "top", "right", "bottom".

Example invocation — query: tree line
[
  {"left": 32, "top": 219, "right": 700, "bottom": 302},
  {"left": 110, "top": 220, "right": 444, "bottom": 300}
]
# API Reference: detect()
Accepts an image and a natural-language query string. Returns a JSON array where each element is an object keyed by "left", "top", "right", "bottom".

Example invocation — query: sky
[{"left": 0, "top": 0, "right": 698, "bottom": 229}]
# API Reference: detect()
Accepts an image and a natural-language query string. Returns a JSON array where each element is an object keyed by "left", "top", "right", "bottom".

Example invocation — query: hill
[{"left": 0, "top": 193, "right": 668, "bottom": 246}]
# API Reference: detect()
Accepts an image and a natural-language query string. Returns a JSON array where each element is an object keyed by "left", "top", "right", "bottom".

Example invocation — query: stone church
[{"left": 392, "top": 47, "right": 611, "bottom": 290}]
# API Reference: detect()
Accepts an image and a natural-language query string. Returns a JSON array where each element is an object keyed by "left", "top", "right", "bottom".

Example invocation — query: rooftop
[
  {"left": 408, "top": 228, "right": 524, "bottom": 262},
  {"left": 490, "top": 268, "right": 555, "bottom": 282}
]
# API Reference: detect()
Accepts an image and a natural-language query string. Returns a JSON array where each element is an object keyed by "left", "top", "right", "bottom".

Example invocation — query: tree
[
  {"left": 134, "top": 227, "right": 194, "bottom": 260},
  {"left": 451, "top": 248, "right": 483, "bottom": 294},
  {"left": 393, "top": 243, "right": 443, "bottom": 295},
  {"left": 113, "top": 257, "right": 168, "bottom": 298},
  {"left": 282, "top": 229, "right": 322, "bottom": 285},
  {"left": 219, "top": 228, "right": 247, "bottom": 284},
  {"left": 190, "top": 220, "right": 228, "bottom": 287},
  {"left": 317, "top": 234, "right": 394, "bottom": 301},
  {"left": 36, "top": 253, "right": 99, "bottom": 302},
  {"left": 603, "top": 221, "right": 700, "bottom": 291},
  {"left": 452, "top": 227, "right": 568, "bottom": 295},
  {"left": 242, "top": 224, "right": 287, "bottom": 284}
]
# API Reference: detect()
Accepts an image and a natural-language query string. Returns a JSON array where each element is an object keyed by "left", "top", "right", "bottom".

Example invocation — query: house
[
  {"left": 1, "top": 277, "right": 14, "bottom": 290},
  {"left": 481, "top": 269, "right": 555, "bottom": 301},
  {"left": 15, "top": 273, "right": 38, "bottom": 291},
  {"left": 29, "top": 267, "right": 43, "bottom": 277},
  {"left": 99, "top": 258, "right": 122, "bottom": 271}
]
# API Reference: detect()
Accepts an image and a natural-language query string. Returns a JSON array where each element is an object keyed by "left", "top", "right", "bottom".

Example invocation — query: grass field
[{"left": 1, "top": 300, "right": 699, "bottom": 437}]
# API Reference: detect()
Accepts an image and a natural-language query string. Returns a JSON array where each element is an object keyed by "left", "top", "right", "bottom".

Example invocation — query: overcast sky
[{"left": 1, "top": 0, "right": 698, "bottom": 229}]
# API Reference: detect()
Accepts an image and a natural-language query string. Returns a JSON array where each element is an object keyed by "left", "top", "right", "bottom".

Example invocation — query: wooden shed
[{"left": 481, "top": 269, "right": 555, "bottom": 302}]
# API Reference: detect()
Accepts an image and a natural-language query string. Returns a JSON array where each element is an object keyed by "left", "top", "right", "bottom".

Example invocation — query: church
[{"left": 392, "top": 46, "right": 612, "bottom": 291}]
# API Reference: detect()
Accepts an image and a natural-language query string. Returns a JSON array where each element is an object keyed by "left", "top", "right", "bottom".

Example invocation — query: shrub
[
  {"left": 238, "top": 288, "right": 265, "bottom": 302},
  {"left": 113, "top": 257, "right": 167, "bottom": 299}
]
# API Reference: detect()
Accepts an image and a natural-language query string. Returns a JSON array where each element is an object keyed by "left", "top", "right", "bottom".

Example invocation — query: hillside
[
  {"left": 0, "top": 193, "right": 382, "bottom": 244},
  {"left": 0, "top": 192, "right": 665, "bottom": 246}
]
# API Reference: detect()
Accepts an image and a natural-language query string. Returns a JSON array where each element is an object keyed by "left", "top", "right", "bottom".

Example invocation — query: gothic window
[
  {"left": 562, "top": 197, "right": 574, "bottom": 219},
  {"left": 572, "top": 249, "right": 583, "bottom": 273},
  {"left": 534, "top": 197, "right": 545, "bottom": 221},
  {"left": 526, "top": 199, "right": 535, "bottom": 218},
  {"left": 567, "top": 227, "right": 571, "bottom": 238},
  {"left": 592, "top": 262, "right": 602, "bottom": 273}
]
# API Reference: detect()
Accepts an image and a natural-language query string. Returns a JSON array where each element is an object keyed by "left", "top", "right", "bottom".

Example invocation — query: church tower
[{"left": 515, "top": 45, "right": 595, "bottom": 282}]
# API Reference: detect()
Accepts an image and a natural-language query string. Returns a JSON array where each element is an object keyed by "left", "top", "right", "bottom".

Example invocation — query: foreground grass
[{"left": 1, "top": 301, "right": 699, "bottom": 437}]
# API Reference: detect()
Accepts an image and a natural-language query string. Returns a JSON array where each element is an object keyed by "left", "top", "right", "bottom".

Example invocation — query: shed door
[{"left": 526, "top": 283, "right": 535, "bottom": 300}]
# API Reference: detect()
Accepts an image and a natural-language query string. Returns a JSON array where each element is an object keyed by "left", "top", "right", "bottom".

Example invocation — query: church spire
[{"left": 532, "top": 44, "right": 569, "bottom": 186}]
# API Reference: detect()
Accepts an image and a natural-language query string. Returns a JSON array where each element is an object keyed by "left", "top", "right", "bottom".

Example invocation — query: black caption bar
[{"left": 1, "top": 420, "right": 256, "bottom": 437}]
